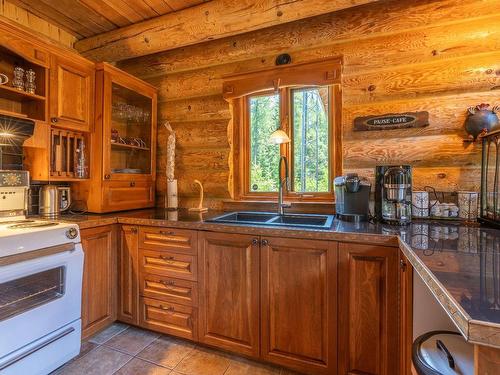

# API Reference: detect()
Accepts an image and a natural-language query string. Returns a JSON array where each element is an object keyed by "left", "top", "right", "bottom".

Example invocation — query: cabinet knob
[
  {"left": 104, "top": 174, "right": 111, "bottom": 179},
  {"left": 252, "top": 238, "right": 259, "bottom": 246},
  {"left": 400, "top": 259, "right": 407, "bottom": 271},
  {"left": 261, "top": 239, "right": 269, "bottom": 246},
  {"left": 50, "top": 117, "right": 58, "bottom": 123},
  {"left": 130, "top": 181, "right": 136, "bottom": 187},
  {"left": 130, "top": 227, "right": 138, "bottom": 234}
]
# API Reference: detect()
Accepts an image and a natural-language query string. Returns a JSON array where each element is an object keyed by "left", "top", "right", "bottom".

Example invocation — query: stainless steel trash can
[{"left": 412, "top": 331, "right": 474, "bottom": 375}]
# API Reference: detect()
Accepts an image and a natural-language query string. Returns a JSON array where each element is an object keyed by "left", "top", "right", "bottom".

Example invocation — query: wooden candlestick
[{"left": 189, "top": 179, "right": 208, "bottom": 212}]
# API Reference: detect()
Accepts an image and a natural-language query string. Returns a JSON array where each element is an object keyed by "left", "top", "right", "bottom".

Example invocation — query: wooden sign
[{"left": 354, "top": 111, "right": 429, "bottom": 131}]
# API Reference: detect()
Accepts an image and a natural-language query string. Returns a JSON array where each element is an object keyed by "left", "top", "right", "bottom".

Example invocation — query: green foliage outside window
[{"left": 248, "top": 87, "right": 330, "bottom": 194}]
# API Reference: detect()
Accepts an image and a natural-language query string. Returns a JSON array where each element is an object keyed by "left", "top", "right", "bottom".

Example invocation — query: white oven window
[{"left": 0, "top": 267, "right": 66, "bottom": 321}]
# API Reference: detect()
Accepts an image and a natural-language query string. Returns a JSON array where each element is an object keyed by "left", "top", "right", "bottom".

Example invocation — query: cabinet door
[
  {"left": 338, "top": 242, "right": 400, "bottom": 375},
  {"left": 81, "top": 225, "right": 117, "bottom": 338},
  {"left": 261, "top": 237, "right": 337, "bottom": 374},
  {"left": 198, "top": 232, "right": 260, "bottom": 357},
  {"left": 50, "top": 54, "right": 94, "bottom": 132},
  {"left": 101, "top": 70, "right": 157, "bottom": 182},
  {"left": 102, "top": 181, "right": 154, "bottom": 212},
  {"left": 118, "top": 225, "right": 139, "bottom": 325}
]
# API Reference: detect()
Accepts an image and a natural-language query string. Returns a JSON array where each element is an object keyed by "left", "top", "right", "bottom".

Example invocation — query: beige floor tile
[
  {"left": 225, "top": 357, "right": 281, "bottom": 375},
  {"left": 137, "top": 335, "right": 195, "bottom": 369},
  {"left": 104, "top": 326, "right": 160, "bottom": 355},
  {"left": 56, "top": 346, "right": 132, "bottom": 375},
  {"left": 173, "top": 346, "right": 231, "bottom": 375},
  {"left": 115, "top": 358, "right": 171, "bottom": 375},
  {"left": 89, "top": 322, "right": 129, "bottom": 344}
]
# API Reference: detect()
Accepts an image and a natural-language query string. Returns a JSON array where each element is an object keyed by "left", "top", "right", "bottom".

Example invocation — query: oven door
[{"left": 0, "top": 243, "right": 84, "bottom": 358}]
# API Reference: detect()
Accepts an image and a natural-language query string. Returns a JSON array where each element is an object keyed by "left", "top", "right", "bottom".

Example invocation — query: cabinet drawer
[
  {"left": 139, "top": 227, "right": 197, "bottom": 255},
  {"left": 140, "top": 249, "right": 197, "bottom": 281},
  {"left": 140, "top": 273, "right": 198, "bottom": 307},
  {"left": 140, "top": 296, "right": 197, "bottom": 340},
  {"left": 103, "top": 181, "right": 154, "bottom": 212}
]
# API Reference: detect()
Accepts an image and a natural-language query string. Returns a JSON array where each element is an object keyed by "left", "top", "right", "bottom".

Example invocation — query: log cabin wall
[{"left": 118, "top": 0, "right": 500, "bottom": 209}]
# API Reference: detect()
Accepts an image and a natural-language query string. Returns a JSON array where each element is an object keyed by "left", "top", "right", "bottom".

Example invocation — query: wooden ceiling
[{"left": 6, "top": 0, "right": 210, "bottom": 38}]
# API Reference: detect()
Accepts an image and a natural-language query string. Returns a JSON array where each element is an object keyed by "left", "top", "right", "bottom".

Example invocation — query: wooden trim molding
[
  {"left": 223, "top": 57, "right": 343, "bottom": 100},
  {"left": 224, "top": 57, "right": 343, "bottom": 202}
]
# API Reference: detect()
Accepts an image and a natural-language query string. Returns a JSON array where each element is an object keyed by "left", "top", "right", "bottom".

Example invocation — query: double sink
[{"left": 206, "top": 211, "right": 335, "bottom": 229}]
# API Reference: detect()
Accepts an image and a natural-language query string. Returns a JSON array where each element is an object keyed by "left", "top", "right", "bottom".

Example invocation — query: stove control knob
[{"left": 66, "top": 228, "right": 79, "bottom": 239}]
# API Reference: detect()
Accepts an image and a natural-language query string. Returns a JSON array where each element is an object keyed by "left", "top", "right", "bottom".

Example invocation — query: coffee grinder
[{"left": 375, "top": 165, "right": 412, "bottom": 225}]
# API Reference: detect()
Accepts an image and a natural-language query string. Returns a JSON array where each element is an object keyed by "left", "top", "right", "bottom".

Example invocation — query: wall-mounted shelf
[
  {"left": 0, "top": 45, "right": 48, "bottom": 122},
  {"left": 0, "top": 84, "right": 46, "bottom": 102},
  {"left": 111, "top": 142, "right": 150, "bottom": 151}
]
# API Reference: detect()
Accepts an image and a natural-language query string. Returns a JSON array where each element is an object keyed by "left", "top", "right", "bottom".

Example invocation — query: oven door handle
[
  {"left": 0, "top": 243, "right": 75, "bottom": 267},
  {"left": 0, "top": 326, "right": 75, "bottom": 371}
]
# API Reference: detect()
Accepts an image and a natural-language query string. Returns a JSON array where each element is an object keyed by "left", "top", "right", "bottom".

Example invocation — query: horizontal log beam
[
  {"left": 75, "top": 0, "right": 379, "bottom": 62},
  {"left": 118, "top": 0, "right": 500, "bottom": 77}
]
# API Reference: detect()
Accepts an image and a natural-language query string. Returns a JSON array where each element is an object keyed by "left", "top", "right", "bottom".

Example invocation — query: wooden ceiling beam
[{"left": 75, "top": 0, "right": 380, "bottom": 62}]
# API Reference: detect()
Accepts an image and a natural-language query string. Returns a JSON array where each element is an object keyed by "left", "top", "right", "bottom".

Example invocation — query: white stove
[
  {"left": 0, "top": 171, "right": 84, "bottom": 375},
  {"left": 0, "top": 219, "right": 81, "bottom": 258}
]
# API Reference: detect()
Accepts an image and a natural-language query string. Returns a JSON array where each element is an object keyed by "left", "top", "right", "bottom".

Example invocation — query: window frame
[{"left": 224, "top": 57, "right": 343, "bottom": 203}]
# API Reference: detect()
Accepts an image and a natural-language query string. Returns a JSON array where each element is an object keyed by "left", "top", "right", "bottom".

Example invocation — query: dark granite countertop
[{"left": 47, "top": 208, "right": 500, "bottom": 348}]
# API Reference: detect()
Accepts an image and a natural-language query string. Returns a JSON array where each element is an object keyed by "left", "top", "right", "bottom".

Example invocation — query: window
[
  {"left": 247, "top": 87, "right": 332, "bottom": 197},
  {"left": 224, "top": 57, "right": 342, "bottom": 202}
]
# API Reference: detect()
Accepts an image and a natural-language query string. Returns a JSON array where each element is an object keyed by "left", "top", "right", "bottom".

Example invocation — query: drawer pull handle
[
  {"left": 159, "top": 305, "right": 175, "bottom": 312},
  {"left": 160, "top": 279, "right": 176, "bottom": 286},
  {"left": 160, "top": 255, "right": 175, "bottom": 261},
  {"left": 159, "top": 231, "right": 175, "bottom": 236}
]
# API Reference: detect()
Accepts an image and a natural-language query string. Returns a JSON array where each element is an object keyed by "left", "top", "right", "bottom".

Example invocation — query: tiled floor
[{"left": 53, "top": 323, "right": 302, "bottom": 375}]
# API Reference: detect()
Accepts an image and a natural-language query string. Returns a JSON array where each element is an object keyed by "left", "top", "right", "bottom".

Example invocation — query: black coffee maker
[
  {"left": 334, "top": 173, "right": 371, "bottom": 222},
  {"left": 375, "top": 165, "right": 412, "bottom": 225}
]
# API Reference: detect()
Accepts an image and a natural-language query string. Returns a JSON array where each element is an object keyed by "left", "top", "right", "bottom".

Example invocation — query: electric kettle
[{"left": 39, "top": 185, "right": 71, "bottom": 217}]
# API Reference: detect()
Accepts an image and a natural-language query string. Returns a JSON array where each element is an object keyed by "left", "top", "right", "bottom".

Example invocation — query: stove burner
[
  {"left": 0, "top": 220, "right": 35, "bottom": 225},
  {"left": 8, "top": 222, "right": 59, "bottom": 229}
]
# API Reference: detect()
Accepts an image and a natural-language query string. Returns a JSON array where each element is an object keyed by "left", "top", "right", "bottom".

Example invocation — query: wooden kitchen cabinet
[
  {"left": 338, "top": 242, "right": 400, "bottom": 375},
  {"left": 49, "top": 53, "right": 94, "bottom": 132},
  {"left": 261, "top": 237, "right": 337, "bottom": 375},
  {"left": 73, "top": 63, "right": 157, "bottom": 213},
  {"left": 80, "top": 225, "right": 117, "bottom": 338},
  {"left": 198, "top": 232, "right": 260, "bottom": 357},
  {"left": 117, "top": 225, "right": 139, "bottom": 325}
]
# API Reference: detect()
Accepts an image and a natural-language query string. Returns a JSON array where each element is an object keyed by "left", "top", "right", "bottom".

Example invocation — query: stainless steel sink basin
[
  {"left": 268, "top": 214, "right": 330, "bottom": 226},
  {"left": 207, "top": 211, "right": 334, "bottom": 229},
  {"left": 214, "top": 212, "right": 277, "bottom": 223}
]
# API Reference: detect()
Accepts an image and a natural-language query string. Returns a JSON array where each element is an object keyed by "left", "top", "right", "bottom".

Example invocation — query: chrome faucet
[{"left": 278, "top": 155, "right": 291, "bottom": 215}]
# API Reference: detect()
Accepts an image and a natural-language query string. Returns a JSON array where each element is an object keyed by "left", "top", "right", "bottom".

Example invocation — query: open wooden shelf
[
  {"left": 0, "top": 84, "right": 46, "bottom": 102},
  {"left": 111, "top": 142, "right": 150, "bottom": 151}
]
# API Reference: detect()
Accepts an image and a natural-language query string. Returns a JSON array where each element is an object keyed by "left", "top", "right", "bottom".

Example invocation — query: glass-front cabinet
[
  {"left": 73, "top": 63, "right": 157, "bottom": 213},
  {"left": 104, "top": 74, "right": 155, "bottom": 181}
]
